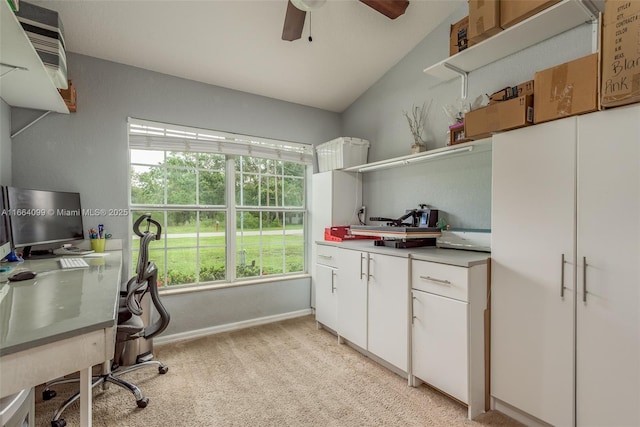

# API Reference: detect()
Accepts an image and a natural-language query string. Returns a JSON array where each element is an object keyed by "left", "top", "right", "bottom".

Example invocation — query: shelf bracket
[
  {"left": 0, "top": 62, "right": 28, "bottom": 79},
  {"left": 11, "top": 111, "right": 52, "bottom": 138},
  {"left": 443, "top": 63, "right": 468, "bottom": 100}
]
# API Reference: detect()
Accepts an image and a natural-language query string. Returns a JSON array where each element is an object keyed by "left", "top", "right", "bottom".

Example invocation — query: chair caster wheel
[
  {"left": 137, "top": 397, "right": 149, "bottom": 408},
  {"left": 51, "top": 419, "right": 67, "bottom": 427},
  {"left": 43, "top": 389, "right": 57, "bottom": 400},
  {"left": 159, "top": 366, "right": 169, "bottom": 374}
]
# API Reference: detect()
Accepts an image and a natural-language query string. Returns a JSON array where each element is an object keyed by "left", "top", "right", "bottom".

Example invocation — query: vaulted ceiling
[{"left": 31, "top": 0, "right": 463, "bottom": 112}]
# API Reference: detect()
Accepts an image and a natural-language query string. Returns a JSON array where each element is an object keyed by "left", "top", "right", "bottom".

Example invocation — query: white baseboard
[{"left": 154, "top": 309, "right": 313, "bottom": 346}]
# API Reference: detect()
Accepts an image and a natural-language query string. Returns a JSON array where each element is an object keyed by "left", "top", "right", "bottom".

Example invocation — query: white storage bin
[{"left": 316, "top": 137, "right": 369, "bottom": 172}]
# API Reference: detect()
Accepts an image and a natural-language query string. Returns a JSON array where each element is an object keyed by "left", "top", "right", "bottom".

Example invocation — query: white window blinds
[{"left": 128, "top": 118, "right": 313, "bottom": 164}]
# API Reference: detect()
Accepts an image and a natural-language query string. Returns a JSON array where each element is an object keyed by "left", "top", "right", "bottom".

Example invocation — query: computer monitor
[
  {"left": 5, "top": 186, "right": 85, "bottom": 257},
  {"left": 0, "top": 188, "right": 12, "bottom": 261}
]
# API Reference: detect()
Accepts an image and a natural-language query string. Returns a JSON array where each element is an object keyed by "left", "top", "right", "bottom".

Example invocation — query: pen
[{"left": 98, "top": 224, "right": 104, "bottom": 239}]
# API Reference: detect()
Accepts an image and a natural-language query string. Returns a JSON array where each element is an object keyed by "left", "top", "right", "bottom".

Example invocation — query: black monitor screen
[
  {"left": 6, "top": 187, "right": 84, "bottom": 248},
  {"left": 0, "top": 188, "right": 11, "bottom": 260}
]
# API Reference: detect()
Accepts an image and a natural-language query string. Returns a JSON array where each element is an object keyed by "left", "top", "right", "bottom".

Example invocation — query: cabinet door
[
  {"left": 576, "top": 106, "right": 640, "bottom": 426},
  {"left": 491, "top": 118, "right": 576, "bottom": 427},
  {"left": 368, "top": 253, "right": 408, "bottom": 372},
  {"left": 335, "top": 249, "right": 367, "bottom": 349},
  {"left": 412, "top": 289, "right": 468, "bottom": 403},
  {"left": 315, "top": 263, "right": 337, "bottom": 331}
]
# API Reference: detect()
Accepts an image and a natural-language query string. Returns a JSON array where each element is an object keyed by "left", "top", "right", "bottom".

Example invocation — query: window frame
[{"left": 128, "top": 119, "right": 311, "bottom": 291}]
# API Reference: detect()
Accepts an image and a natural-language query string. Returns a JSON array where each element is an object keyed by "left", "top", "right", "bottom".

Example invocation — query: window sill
[{"left": 159, "top": 273, "right": 311, "bottom": 296}]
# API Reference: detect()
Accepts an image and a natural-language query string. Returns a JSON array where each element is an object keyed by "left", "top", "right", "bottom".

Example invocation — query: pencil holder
[{"left": 91, "top": 238, "right": 106, "bottom": 253}]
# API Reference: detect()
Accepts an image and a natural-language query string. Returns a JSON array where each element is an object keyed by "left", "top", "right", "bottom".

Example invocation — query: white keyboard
[{"left": 59, "top": 257, "right": 90, "bottom": 269}]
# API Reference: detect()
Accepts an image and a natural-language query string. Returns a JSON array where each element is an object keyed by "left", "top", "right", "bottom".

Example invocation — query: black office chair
[{"left": 43, "top": 214, "right": 171, "bottom": 427}]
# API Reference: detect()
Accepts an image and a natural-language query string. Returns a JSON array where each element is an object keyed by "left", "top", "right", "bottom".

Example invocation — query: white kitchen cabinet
[
  {"left": 314, "top": 245, "right": 338, "bottom": 332},
  {"left": 311, "top": 171, "right": 361, "bottom": 308},
  {"left": 335, "top": 248, "right": 368, "bottom": 350},
  {"left": 575, "top": 106, "right": 640, "bottom": 427},
  {"left": 492, "top": 117, "right": 576, "bottom": 426},
  {"left": 317, "top": 244, "right": 409, "bottom": 373},
  {"left": 412, "top": 290, "right": 468, "bottom": 402},
  {"left": 491, "top": 105, "right": 640, "bottom": 427},
  {"left": 367, "top": 252, "right": 408, "bottom": 372},
  {"left": 410, "top": 258, "right": 487, "bottom": 419}
]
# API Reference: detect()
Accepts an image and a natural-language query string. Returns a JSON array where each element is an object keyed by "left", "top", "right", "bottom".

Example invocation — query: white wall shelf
[
  {"left": 424, "top": 0, "right": 600, "bottom": 85},
  {"left": 0, "top": 0, "right": 69, "bottom": 114},
  {"left": 342, "top": 138, "right": 491, "bottom": 173}
]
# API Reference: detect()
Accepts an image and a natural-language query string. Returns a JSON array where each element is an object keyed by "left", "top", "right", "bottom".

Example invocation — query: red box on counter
[{"left": 324, "top": 226, "right": 379, "bottom": 242}]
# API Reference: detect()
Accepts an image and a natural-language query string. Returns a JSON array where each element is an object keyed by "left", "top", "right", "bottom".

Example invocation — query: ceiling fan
[{"left": 282, "top": 0, "right": 410, "bottom": 41}]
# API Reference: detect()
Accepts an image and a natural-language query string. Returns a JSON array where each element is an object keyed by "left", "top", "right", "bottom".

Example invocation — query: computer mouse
[{"left": 8, "top": 270, "right": 37, "bottom": 282}]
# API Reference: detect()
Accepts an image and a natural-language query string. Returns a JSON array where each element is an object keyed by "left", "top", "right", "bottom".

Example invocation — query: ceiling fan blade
[
  {"left": 359, "top": 0, "right": 410, "bottom": 19},
  {"left": 282, "top": 0, "right": 306, "bottom": 41}
]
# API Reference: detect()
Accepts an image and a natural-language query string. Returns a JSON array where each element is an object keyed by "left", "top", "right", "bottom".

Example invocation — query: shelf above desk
[
  {"left": 0, "top": 0, "right": 69, "bottom": 114},
  {"left": 342, "top": 138, "right": 491, "bottom": 173}
]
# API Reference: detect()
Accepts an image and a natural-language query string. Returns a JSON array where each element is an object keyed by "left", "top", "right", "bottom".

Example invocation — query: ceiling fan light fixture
[{"left": 291, "top": 0, "right": 326, "bottom": 12}]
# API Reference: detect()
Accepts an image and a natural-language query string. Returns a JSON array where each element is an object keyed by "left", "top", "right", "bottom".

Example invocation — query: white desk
[{"left": 0, "top": 252, "right": 122, "bottom": 427}]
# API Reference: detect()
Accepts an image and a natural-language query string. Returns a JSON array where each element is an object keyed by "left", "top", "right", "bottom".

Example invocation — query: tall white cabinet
[
  {"left": 491, "top": 105, "right": 640, "bottom": 427},
  {"left": 311, "top": 171, "right": 361, "bottom": 307}
]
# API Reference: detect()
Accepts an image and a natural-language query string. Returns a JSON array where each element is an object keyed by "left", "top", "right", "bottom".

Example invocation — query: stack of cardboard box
[{"left": 463, "top": 0, "right": 640, "bottom": 140}]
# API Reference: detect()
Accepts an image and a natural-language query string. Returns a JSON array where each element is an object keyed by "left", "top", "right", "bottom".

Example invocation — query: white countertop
[
  {"left": 317, "top": 240, "right": 489, "bottom": 268},
  {"left": 0, "top": 251, "right": 122, "bottom": 356}
]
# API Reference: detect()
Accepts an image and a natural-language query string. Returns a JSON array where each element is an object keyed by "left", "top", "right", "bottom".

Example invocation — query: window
[{"left": 128, "top": 119, "right": 312, "bottom": 289}]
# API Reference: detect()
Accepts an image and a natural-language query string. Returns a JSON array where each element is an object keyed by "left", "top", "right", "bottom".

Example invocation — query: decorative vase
[{"left": 411, "top": 143, "right": 426, "bottom": 154}]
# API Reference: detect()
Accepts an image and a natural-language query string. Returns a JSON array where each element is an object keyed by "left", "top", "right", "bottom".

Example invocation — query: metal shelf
[
  {"left": 342, "top": 138, "right": 491, "bottom": 173},
  {"left": 423, "top": 0, "right": 600, "bottom": 96}
]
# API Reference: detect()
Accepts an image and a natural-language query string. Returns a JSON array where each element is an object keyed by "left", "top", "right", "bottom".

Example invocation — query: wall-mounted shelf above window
[
  {"left": 342, "top": 138, "right": 491, "bottom": 173},
  {"left": 0, "top": 0, "right": 69, "bottom": 114},
  {"left": 423, "top": 0, "right": 600, "bottom": 98}
]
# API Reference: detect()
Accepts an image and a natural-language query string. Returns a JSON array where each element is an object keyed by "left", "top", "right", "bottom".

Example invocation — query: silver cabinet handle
[
  {"left": 367, "top": 255, "right": 373, "bottom": 281},
  {"left": 419, "top": 275, "right": 451, "bottom": 286},
  {"left": 318, "top": 254, "right": 333, "bottom": 259},
  {"left": 583, "top": 256, "right": 588, "bottom": 303},
  {"left": 560, "top": 253, "right": 566, "bottom": 298},
  {"left": 331, "top": 270, "right": 336, "bottom": 293},
  {"left": 360, "top": 253, "right": 366, "bottom": 279},
  {"left": 411, "top": 295, "right": 417, "bottom": 325}
]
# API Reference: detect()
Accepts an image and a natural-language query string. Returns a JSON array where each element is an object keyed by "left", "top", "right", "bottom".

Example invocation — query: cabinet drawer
[
  {"left": 411, "top": 260, "right": 469, "bottom": 302},
  {"left": 316, "top": 245, "right": 339, "bottom": 267}
]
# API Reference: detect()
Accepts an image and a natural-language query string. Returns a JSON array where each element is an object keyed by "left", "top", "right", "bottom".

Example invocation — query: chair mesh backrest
[{"left": 125, "top": 221, "right": 170, "bottom": 339}]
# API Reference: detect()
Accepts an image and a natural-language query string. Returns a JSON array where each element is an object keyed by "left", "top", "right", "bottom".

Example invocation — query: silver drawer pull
[
  {"left": 318, "top": 254, "right": 333, "bottom": 259},
  {"left": 419, "top": 275, "right": 451, "bottom": 286}
]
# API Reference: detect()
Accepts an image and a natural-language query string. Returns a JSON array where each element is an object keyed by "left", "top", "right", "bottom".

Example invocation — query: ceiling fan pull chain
[{"left": 308, "top": 12, "right": 313, "bottom": 42}]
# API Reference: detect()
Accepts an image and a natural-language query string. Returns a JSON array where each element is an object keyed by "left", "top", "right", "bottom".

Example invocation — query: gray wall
[
  {"left": 11, "top": 53, "right": 341, "bottom": 336},
  {"left": 1, "top": 99, "right": 10, "bottom": 185},
  {"left": 341, "top": 4, "right": 594, "bottom": 229}
]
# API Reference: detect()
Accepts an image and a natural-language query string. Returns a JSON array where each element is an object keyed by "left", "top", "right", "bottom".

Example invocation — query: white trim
[
  {"left": 154, "top": 309, "right": 312, "bottom": 345},
  {"left": 491, "top": 397, "right": 554, "bottom": 427}
]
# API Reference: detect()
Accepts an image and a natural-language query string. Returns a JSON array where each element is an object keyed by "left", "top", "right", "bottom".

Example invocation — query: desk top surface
[{"left": 0, "top": 251, "right": 122, "bottom": 356}]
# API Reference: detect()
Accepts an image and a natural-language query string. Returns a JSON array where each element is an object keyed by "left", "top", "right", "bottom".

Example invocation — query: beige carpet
[{"left": 34, "top": 315, "right": 522, "bottom": 426}]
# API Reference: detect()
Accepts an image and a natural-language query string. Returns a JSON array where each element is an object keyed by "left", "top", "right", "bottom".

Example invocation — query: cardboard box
[
  {"left": 468, "top": 0, "right": 502, "bottom": 43},
  {"left": 450, "top": 16, "right": 469, "bottom": 56},
  {"left": 601, "top": 0, "right": 640, "bottom": 108},
  {"left": 534, "top": 54, "right": 599, "bottom": 124},
  {"left": 465, "top": 94, "right": 534, "bottom": 139},
  {"left": 500, "top": 0, "right": 561, "bottom": 29},
  {"left": 58, "top": 80, "right": 76, "bottom": 112},
  {"left": 489, "top": 80, "right": 534, "bottom": 104}
]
